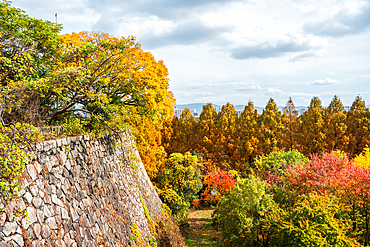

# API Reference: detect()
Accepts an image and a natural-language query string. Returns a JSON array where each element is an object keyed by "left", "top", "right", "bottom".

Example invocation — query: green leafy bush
[
  {"left": 0, "top": 123, "right": 42, "bottom": 218},
  {"left": 60, "top": 118, "right": 88, "bottom": 137},
  {"left": 156, "top": 152, "right": 203, "bottom": 223},
  {"left": 255, "top": 150, "right": 307, "bottom": 208},
  {"left": 255, "top": 149, "right": 307, "bottom": 182},
  {"left": 267, "top": 193, "right": 358, "bottom": 247},
  {"left": 213, "top": 175, "right": 275, "bottom": 246}
]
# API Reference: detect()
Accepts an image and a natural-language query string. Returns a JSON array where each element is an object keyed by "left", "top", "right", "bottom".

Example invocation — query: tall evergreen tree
[
  {"left": 196, "top": 103, "right": 219, "bottom": 170},
  {"left": 300, "top": 97, "right": 326, "bottom": 154},
  {"left": 238, "top": 101, "right": 260, "bottom": 166},
  {"left": 283, "top": 97, "right": 302, "bottom": 151},
  {"left": 324, "top": 95, "right": 348, "bottom": 151},
  {"left": 177, "top": 108, "right": 196, "bottom": 153},
  {"left": 215, "top": 103, "right": 240, "bottom": 169},
  {"left": 346, "top": 96, "right": 370, "bottom": 157},
  {"left": 258, "top": 98, "right": 284, "bottom": 155}
]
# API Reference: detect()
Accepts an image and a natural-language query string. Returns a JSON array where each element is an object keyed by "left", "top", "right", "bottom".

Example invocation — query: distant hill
[{"left": 176, "top": 103, "right": 309, "bottom": 114}]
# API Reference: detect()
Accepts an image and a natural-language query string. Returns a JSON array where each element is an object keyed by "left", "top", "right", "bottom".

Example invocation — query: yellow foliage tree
[
  {"left": 300, "top": 97, "right": 326, "bottom": 154},
  {"left": 282, "top": 97, "right": 302, "bottom": 152},
  {"left": 215, "top": 103, "right": 240, "bottom": 170},
  {"left": 258, "top": 98, "right": 284, "bottom": 155},
  {"left": 195, "top": 103, "right": 219, "bottom": 171},
  {"left": 346, "top": 96, "right": 370, "bottom": 157},
  {"left": 353, "top": 147, "right": 370, "bottom": 168},
  {"left": 238, "top": 101, "right": 260, "bottom": 166},
  {"left": 324, "top": 95, "right": 348, "bottom": 152}
]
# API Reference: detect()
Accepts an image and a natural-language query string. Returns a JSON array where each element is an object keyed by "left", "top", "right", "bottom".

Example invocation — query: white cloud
[
  {"left": 314, "top": 78, "right": 339, "bottom": 85},
  {"left": 229, "top": 33, "right": 327, "bottom": 60},
  {"left": 238, "top": 85, "right": 262, "bottom": 91},
  {"left": 116, "top": 16, "right": 177, "bottom": 37},
  {"left": 289, "top": 50, "right": 327, "bottom": 62},
  {"left": 266, "top": 87, "right": 285, "bottom": 95}
]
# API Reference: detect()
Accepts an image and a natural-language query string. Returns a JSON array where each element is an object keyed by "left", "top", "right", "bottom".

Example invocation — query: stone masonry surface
[{"left": 0, "top": 132, "right": 167, "bottom": 247}]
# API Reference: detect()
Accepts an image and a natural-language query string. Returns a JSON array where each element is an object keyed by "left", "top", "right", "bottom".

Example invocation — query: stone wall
[{"left": 0, "top": 132, "right": 185, "bottom": 247}]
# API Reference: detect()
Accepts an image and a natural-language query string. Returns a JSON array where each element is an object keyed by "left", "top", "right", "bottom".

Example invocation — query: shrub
[
  {"left": 194, "top": 169, "right": 237, "bottom": 207},
  {"left": 255, "top": 149, "right": 307, "bottom": 186},
  {"left": 285, "top": 151, "right": 349, "bottom": 195},
  {"left": 157, "top": 152, "right": 203, "bottom": 223},
  {"left": 213, "top": 175, "right": 275, "bottom": 246},
  {"left": 267, "top": 193, "right": 358, "bottom": 247},
  {"left": 353, "top": 146, "right": 370, "bottom": 168}
]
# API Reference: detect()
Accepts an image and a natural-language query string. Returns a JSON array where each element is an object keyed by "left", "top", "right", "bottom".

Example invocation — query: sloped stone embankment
[{"left": 0, "top": 132, "right": 185, "bottom": 247}]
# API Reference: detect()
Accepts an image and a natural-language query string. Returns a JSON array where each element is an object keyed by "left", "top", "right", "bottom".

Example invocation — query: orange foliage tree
[
  {"left": 324, "top": 95, "right": 348, "bottom": 151},
  {"left": 346, "top": 96, "right": 370, "bottom": 157},
  {"left": 258, "top": 98, "right": 284, "bottom": 154},
  {"left": 215, "top": 103, "right": 240, "bottom": 169},
  {"left": 193, "top": 169, "right": 237, "bottom": 207},
  {"left": 300, "top": 97, "right": 326, "bottom": 155},
  {"left": 195, "top": 103, "right": 219, "bottom": 171},
  {"left": 238, "top": 101, "right": 260, "bottom": 166},
  {"left": 282, "top": 97, "right": 301, "bottom": 151},
  {"left": 58, "top": 32, "right": 175, "bottom": 178}
]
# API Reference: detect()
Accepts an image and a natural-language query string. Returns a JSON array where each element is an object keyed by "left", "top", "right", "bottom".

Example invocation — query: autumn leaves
[{"left": 162, "top": 96, "right": 370, "bottom": 174}]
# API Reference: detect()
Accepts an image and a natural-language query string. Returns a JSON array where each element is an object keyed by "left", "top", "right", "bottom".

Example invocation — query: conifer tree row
[{"left": 162, "top": 96, "right": 370, "bottom": 173}]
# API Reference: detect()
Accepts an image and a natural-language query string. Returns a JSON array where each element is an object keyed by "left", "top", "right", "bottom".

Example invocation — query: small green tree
[
  {"left": 213, "top": 175, "right": 275, "bottom": 247},
  {"left": 156, "top": 152, "right": 203, "bottom": 222}
]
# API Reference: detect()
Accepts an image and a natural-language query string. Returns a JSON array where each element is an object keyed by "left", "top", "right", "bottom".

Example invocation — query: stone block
[
  {"left": 27, "top": 164, "right": 38, "bottom": 181},
  {"left": 46, "top": 217, "right": 58, "bottom": 230},
  {"left": 35, "top": 210, "right": 43, "bottom": 223},
  {"left": 61, "top": 207, "right": 69, "bottom": 220},
  {"left": 70, "top": 208, "right": 79, "bottom": 222},
  {"left": 64, "top": 233, "right": 75, "bottom": 247},
  {"left": 27, "top": 206, "right": 37, "bottom": 224},
  {"left": 52, "top": 194, "right": 64, "bottom": 207},
  {"left": 42, "top": 224, "right": 51, "bottom": 238},
  {"left": 57, "top": 139, "right": 62, "bottom": 147},
  {"left": 34, "top": 161, "right": 43, "bottom": 174},
  {"left": 29, "top": 185, "right": 39, "bottom": 197},
  {"left": 32, "top": 197, "right": 43, "bottom": 208},
  {"left": 4, "top": 234, "right": 24, "bottom": 247},
  {"left": 2, "top": 221, "right": 17, "bottom": 236},
  {"left": 0, "top": 241, "right": 11, "bottom": 247},
  {"left": 44, "top": 205, "right": 55, "bottom": 218},
  {"left": 33, "top": 223, "right": 41, "bottom": 239}
]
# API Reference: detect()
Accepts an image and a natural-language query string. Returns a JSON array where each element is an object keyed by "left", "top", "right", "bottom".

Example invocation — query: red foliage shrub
[
  {"left": 285, "top": 152, "right": 350, "bottom": 194},
  {"left": 192, "top": 169, "right": 237, "bottom": 207}
]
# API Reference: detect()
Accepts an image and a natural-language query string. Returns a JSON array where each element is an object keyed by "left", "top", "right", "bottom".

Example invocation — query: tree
[
  {"left": 258, "top": 98, "right": 284, "bottom": 155},
  {"left": 0, "top": 0, "right": 62, "bottom": 126},
  {"left": 176, "top": 108, "right": 196, "bottom": 154},
  {"left": 0, "top": 0, "right": 59, "bottom": 220},
  {"left": 268, "top": 193, "right": 358, "bottom": 247},
  {"left": 215, "top": 103, "right": 240, "bottom": 169},
  {"left": 324, "top": 95, "right": 348, "bottom": 151},
  {"left": 49, "top": 32, "right": 175, "bottom": 127},
  {"left": 156, "top": 152, "right": 203, "bottom": 222},
  {"left": 161, "top": 116, "right": 179, "bottom": 155},
  {"left": 238, "top": 101, "right": 260, "bottom": 166},
  {"left": 282, "top": 97, "right": 301, "bottom": 151},
  {"left": 213, "top": 175, "right": 275, "bottom": 247},
  {"left": 346, "top": 96, "right": 370, "bottom": 157},
  {"left": 300, "top": 97, "right": 326, "bottom": 154},
  {"left": 195, "top": 103, "right": 219, "bottom": 171},
  {"left": 285, "top": 152, "right": 350, "bottom": 195},
  {"left": 193, "top": 169, "right": 237, "bottom": 207}
]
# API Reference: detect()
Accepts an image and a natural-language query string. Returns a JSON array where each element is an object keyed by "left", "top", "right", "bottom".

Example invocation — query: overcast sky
[{"left": 11, "top": 0, "right": 370, "bottom": 107}]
